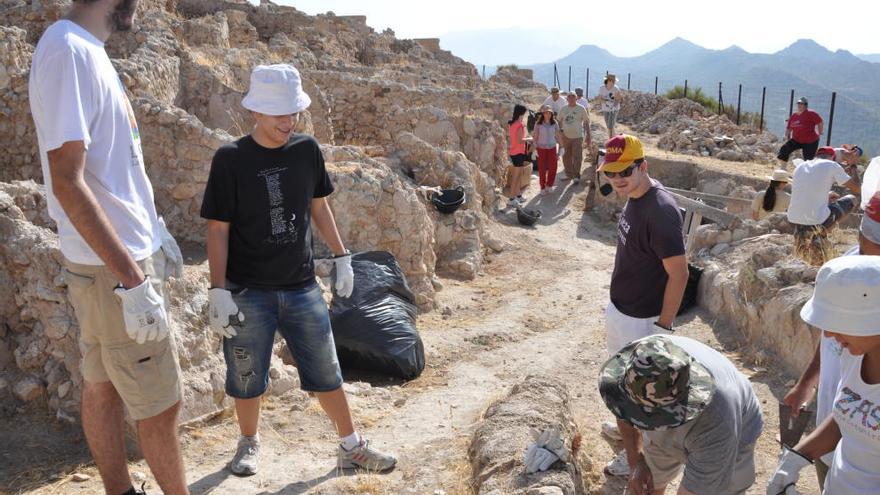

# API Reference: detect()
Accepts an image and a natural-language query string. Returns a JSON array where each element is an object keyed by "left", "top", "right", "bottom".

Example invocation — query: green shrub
[{"left": 665, "top": 85, "right": 765, "bottom": 129}]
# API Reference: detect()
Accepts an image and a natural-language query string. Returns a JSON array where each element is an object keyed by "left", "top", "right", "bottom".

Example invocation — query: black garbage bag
[
  {"left": 677, "top": 263, "right": 704, "bottom": 316},
  {"left": 330, "top": 251, "right": 425, "bottom": 380}
]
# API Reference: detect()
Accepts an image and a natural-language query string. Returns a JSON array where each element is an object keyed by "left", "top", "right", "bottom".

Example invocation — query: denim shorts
[{"left": 223, "top": 280, "right": 343, "bottom": 398}]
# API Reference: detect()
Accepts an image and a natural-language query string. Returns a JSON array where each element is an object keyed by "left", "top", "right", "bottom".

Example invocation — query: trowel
[{"left": 778, "top": 403, "right": 812, "bottom": 448}]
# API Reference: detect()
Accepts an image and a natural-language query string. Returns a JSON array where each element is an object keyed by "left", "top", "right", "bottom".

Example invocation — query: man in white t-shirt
[
  {"left": 575, "top": 87, "right": 590, "bottom": 111},
  {"left": 787, "top": 147, "right": 861, "bottom": 265},
  {"left": 542, "top": 86, "right": 568, "bottom": 115},
  {"left": 28, "top": 1, "right": 189, "bottom": 494},
  {"left": 782, "top": 191, "right": 880, "bottom": 490}
]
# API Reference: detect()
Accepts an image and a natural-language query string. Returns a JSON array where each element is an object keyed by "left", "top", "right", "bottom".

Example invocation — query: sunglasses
[{"left": 603, "top": 159, "right": 644, "bottom": 178}]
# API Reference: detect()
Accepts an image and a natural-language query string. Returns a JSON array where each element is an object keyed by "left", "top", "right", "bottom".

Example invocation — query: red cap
[{"left": 816, "top": 146, "right": 836, "bottom": 158}]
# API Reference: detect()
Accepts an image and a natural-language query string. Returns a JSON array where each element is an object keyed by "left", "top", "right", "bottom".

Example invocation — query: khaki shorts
[
  {"left": 63, "top": 249, "right": 181, "bottom": 420},
  {"left": 644, "top": 438, "right": 756, "bottom": 494}
]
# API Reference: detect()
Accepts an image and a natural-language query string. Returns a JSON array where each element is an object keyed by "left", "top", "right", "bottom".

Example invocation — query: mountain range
[{"left": 523, "top": 38, "right": 880, "bottom": 155}]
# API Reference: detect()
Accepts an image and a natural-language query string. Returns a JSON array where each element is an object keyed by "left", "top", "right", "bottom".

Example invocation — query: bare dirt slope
[{"left": 7, "top": 175, "right": 818, "bottom": 495}]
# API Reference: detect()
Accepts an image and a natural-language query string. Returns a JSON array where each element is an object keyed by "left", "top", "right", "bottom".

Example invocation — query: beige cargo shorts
[{"left": 63, "top": 248, "right": 181, "bottom": 420}]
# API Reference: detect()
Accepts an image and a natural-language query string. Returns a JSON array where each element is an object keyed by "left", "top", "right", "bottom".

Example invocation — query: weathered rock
[{"left": 13, "top": 375, "right": 45, "bottom": 402}]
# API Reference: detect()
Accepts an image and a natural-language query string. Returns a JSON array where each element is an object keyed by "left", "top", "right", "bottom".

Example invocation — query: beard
[{"left": 108, "top": 0, "right": 138, "bottom": 32}]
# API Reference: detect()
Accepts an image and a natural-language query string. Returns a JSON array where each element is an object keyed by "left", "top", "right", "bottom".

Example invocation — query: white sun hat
[
  {"left": 801, "top": 255, "right": 880, "bottom": 336},
  {"left": 241, "top": 64, "right": 311, "bottom": 116}
]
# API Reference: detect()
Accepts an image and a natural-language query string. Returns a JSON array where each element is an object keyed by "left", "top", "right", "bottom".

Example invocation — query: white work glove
[
  {"left": 333, "top": 253, "right": 354, "bottom": 298},
  {"left": 208, "top": 288, "right": 244, "bottom": 338},
  {"left": 766, "top": 447, "right": 811, "bottom": 495},
  {"left": 157, "top": 217, "right": 183, "bottom": 279},
  {"left": 523, "top": 428, "right": 569, "bottom": 474},
  {"left": 114, "top": 276, "right": 169, "bottom": 344}
]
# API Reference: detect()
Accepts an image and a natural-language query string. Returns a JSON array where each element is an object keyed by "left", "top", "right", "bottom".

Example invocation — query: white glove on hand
[
  {"left": 523, "top": 428, "right": 569, "bottom": 474},
  {"left": 333, "top": 253, "right": 354, "bottom": 298},
  {"left": 114, "top": 277, "right": 169, "bottom": 344},
  {"left": 208, "top": 288, "right": 244, "bottom": 338},
  {"left": 158, "top": 217, "right": 183, "bottom": 279},
  {"left": 766, "top": 448, "right": 811, "bottom": 495}
]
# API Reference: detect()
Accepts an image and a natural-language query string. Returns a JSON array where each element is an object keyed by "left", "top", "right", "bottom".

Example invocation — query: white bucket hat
[
  {"left": 241, "top": 64, "right": 311, "bottom": 116},
  {"left": 767, "top": 169, "right": 791, "bottom": 183},
  {"left": 801, "top": 255, "right": 880, "bottom": 336}
]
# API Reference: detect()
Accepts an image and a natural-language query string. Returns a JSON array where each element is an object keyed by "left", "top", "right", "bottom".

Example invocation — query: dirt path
[{"left": 10, "top": 173, "right": 820, "bottom": 495}]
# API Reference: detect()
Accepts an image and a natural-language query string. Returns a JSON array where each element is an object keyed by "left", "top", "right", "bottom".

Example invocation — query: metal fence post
[
  {"left": 481, "top": 65, "right": 485, "bottom": 79},
  {"left": 736, "top": 84, "right": 742, "bottom": 125},
  {"left": 654, "top": 76, "right": 658, "bottom": 95},
  {"left": 568, "top": 66, "right": 572, "bottom": 92},
  {"left": 684, "top": 80, "right": 688, "bottom": 99},
  {"left": 827, "top": 91, "right": 837, "bottom": 146},
  {"left": 718, "top": 82, "right": 723, "bottom": 114},
  {"left": 789, "top": 89, "right": 795, "bottom": 117},
  {"left": 627, "top": 73, "right": 631, "bottom": 90},
  {"left": 760, "top": 87, "right": 766, "bottom": 132},
  {"left": 586, "top": 68, "right": 590, "bottom": 96}
]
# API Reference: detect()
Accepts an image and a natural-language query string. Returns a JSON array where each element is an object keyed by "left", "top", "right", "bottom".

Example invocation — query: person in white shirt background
[
  {"left": 28, "top": 0, "right": 189, "bottom": 494},
  {"left": 598, "top": 74, "right": 622, "bottom": 138}
]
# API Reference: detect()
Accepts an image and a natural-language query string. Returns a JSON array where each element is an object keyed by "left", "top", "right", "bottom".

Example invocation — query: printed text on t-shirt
[{"left": 835, "top": 386, "right": 880, "bottom": 436}]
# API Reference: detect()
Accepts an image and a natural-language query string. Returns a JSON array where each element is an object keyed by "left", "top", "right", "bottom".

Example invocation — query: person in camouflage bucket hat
[
  {"left": 599, "top": 335, "right": 715, "bottom": 430},
  {"left": 599, "top": 335, "right": 764, "bottom": 495}
]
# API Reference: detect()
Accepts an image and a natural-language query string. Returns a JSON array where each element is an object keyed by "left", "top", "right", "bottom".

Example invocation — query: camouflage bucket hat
[{"left": 598, "top": 335, "right": 716, "bottom": 430}]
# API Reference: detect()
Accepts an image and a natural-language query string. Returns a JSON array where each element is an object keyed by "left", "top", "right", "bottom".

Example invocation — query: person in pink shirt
[{"left": 507, "top": 104, "right": 532, "bottom": 208}]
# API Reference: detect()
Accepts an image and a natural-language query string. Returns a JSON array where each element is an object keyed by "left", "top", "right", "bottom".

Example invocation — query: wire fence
[{"left": 508, "top": 63, "right": 880, "bottom": 155}]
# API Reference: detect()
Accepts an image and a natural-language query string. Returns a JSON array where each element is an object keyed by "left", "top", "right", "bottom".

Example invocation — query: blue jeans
[{"left": 223, "top": 280, "right": 343, "bottom": 398}]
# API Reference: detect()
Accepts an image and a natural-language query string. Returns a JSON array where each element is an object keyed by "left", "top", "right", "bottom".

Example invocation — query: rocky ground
[{"left": 2, "top": 168, "right": 822, "bottom": 495}]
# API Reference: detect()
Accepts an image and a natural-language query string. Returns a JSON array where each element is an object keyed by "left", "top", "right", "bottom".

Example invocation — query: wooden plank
[
  {"left": 668, "top": 192, "right": 738, "bottom": 228},
  {"left": 685, "top": 212, "right": 703, "bottom": 252},
  {"left": 666, "top": 187, "right": 752, "bottom": 206}
]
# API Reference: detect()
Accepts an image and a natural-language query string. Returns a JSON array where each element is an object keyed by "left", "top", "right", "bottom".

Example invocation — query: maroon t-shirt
[
  {"left": 787, "top": 109, "right": 822, "bottom": 143},
  {"left": 610, "top": 180, "right": 686, "bottom": 318}
]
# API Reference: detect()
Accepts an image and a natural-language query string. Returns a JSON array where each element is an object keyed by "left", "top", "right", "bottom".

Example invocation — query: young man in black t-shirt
[
  {"left": 201, "top": 64, "right": 397, "bottom": 476},
  {"left": 595, "top": 134, "right": 689, "bottom": 483}
]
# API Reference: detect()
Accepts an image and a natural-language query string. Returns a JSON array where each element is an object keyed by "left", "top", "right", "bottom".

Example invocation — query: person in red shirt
[{"left": 777, "top": 97, "right": 824, "bottom": 167}]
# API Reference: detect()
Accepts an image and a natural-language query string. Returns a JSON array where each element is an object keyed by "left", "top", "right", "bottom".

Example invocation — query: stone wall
[
  {"left": 0, "top": 26, "right": 38, "bottom": 183},
  {"left": 698, "top": 235, "right": 821, "bottom": 374}
]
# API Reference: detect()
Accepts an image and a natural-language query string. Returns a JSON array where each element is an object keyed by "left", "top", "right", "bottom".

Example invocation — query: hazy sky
[{"left": 277, "top": 0, "right": 880, "bottom": 63}]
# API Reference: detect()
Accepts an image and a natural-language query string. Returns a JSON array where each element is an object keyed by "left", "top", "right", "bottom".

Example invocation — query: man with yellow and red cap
[{"left": 596, "top": 134, "right": 691, "bottom": 479}]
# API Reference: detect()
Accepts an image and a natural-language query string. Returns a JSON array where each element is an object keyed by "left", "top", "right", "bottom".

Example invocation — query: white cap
[
  {"left": 801, "top": 255, "right": 880, "bottom": 336},
  {"left": 241, "top": 64, "right": 311, "bottom": 116}
]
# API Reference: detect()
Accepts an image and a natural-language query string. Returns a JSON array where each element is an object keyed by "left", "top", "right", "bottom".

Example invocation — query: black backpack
[{"left": 526, "top": 109, "right": 538, "bottom": 132}]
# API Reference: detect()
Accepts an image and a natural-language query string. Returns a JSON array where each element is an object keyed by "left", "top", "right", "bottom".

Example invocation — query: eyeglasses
[{"left": 603, "top": 159, "right": 644, "bottom": 178}]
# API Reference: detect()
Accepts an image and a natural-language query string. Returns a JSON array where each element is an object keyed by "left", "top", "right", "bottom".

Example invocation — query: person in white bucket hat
[
  {"left": 767, "top": 255, "right": 880, "bottom": 495},
  {"left": 200, "top": 64, "right": 397, "bottom": 476},
  {"left": 751, "top": 169, "right": 792, "bottom": 220},
  {"left": 781, "top": 191, "right": 880, "bottom": 491}
]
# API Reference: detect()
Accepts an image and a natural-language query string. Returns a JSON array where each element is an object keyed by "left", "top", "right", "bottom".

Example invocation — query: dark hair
[
  {"left": 762, "top": 180, "right": 783, "bottom": 211},
  {"left": 509, "top": 104, "right": 527, "bottom": 125},
  {"left": 535, "top": 111, "right": 556, "bottom": 126}
]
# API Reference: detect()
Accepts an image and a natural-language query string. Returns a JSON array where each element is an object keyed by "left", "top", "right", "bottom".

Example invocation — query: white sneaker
[
  {"left": 601, "top": 421, "right": 623, "bottom": 441},
  {"left": 604, "top": 449, "right": 631, "bottom": 477},
  {"left": 507, "top": 198, "right": 519, "bottom": 209},
  {"left": 228, "top": 435, "right": 260, "bottom": 476}
]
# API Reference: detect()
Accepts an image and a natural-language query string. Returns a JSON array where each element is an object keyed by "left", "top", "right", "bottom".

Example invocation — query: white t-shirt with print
[
  {"left": 598, "top": 84, "right": 621, "bottom": 112},
  {"left": 786, "top": 158, "right": 852, "bottom": 225},
  {"left": 826, "top": 350, "right": 880, "bottom": 494},
  {"left": 29, "top": 20, "right": 160, "bottom": 265}
]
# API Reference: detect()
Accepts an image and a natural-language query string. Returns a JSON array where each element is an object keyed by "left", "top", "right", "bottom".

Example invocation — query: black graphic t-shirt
[
  {"left": 201, "top": 134, "right": 334, "bottom": 289},
  {"left": 609, "top": 180, "right": 685, "bottom": 318}
]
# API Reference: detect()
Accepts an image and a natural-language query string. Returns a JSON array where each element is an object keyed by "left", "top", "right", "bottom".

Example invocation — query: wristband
[
  {"left": 788, "top": 446, "right": 814, "bottom": 464},
  {"left": 654, "top": 321, "right": 674, "bottom": 332}
]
